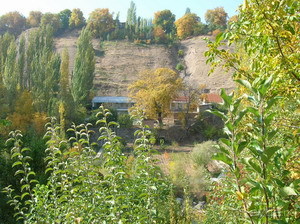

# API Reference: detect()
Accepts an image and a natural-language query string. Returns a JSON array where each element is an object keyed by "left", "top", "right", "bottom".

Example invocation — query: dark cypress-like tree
[{"left": 71, "top": 27, "right": 95, "bottom": 106}]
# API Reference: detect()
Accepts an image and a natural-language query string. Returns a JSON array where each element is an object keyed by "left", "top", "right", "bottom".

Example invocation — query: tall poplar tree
[
  {"left": 71, "top": 27, "right": 95, "bottom": 106},
  {"left": 3, "top": 41, "right": 19, "bottom": 105},
  {"left": 60, "top": 48, "right": 69, "bottom": 100},
  {"left": 126, "top": 1, "right": 137, "bottom": 40},
  {"left": 18, "top": 35, "right": 25, "bottom": 89}
]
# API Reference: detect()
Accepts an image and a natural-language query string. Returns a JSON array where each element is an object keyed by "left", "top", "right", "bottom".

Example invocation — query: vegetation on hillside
[{"left": 0, "top": 1, "right": 230, "bottom": 42}]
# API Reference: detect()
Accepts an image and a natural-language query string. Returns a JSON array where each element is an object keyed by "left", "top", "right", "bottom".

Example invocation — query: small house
[{"left": 92, "top": 96, "right": 135, "bottom": 114}]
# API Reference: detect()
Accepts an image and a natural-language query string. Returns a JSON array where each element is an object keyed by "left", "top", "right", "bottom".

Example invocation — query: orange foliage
[
  {"left": 212, "top": 29, "right": 222, "bottom": 37},
  {"left": 175, "top": 13, "right": 199, "bottom": 40},
  {"left": 153, "top": 26, "right": 167, "bottom": 43}
]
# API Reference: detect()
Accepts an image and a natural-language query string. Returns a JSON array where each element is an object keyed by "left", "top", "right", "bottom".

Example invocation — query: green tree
[
  {"left": 60, "top": 48, "right": 69, "bottom": 100},
  {"left": 69, "top": 8, "right": 85, "bottom": 29},
  {"left": 0, "top": 11, "right": 26, "bottom": 36},
  {"left": 59, "top": 48, "right": 73, "bottom": 130},
  {"left": 58, "top": 9, "right": 71, "bottom": 31},
  {"left": 18, "top": 35, "right": 26, "bottom": 90},
  {"left": 71, "top": 27, "right": 95, "bottom": 106},
  {"left": 153, "top": 10, "right": 175, "bottom": 34},
  {"left": 185, "top": 7, "right": 191, "bottom": 15},
  {"left": 3, "top": 41, "right": 19, "bottom": 105},
  {"left": 87, "top": 8, "right": 114, "bottom": 39},
  {"left": 40, "top": 13, "right": 61, "bottom": 34},
  {"left": 25, "top": 26, "right": 60, "bottom": 114},
  {"left": 0, "top": 33, "right": 15, "bottom": 77},
  {"left": 27, "top": 11, "right": 43, "bottom": 28},
  {"left": 129, "top": 68, "right": 183, "bottom": 125},
  {"left": 126, "top": 1, "right": 137, "bottom": 40}
]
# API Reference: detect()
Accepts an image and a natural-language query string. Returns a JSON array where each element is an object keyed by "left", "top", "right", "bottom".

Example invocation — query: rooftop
[
  {"left": 92, "top": 96, "right": 134, "bottom": 104},
  {"left": 203, "top": 93, "right": 223, "bottom": 104}
]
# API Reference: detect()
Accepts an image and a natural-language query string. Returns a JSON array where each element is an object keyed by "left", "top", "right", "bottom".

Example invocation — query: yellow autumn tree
[
  {"left": 7, "top": 90, "right": 34, "bottom": 132},
  {"left": 32, "top": 112, "right": 47, "bottom": 134},
  {"left": 69, "top": 8, "right": 85, "bottom": 29},
  {"left": 175, "top": 13, "right": 200, "bottom": 40},
  {"left": 129, "top": 68, "right": 183, "bottom": 125},
  {"left": 87, "top": 8, "right": 114, "bottom": 39}
]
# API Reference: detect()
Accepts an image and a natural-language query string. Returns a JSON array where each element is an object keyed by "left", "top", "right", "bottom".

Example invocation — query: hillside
[
  {"left": 54, "top": 31, "right": 235, "bottom": 97},
  {"left": 180, "top": 36, "right": 235, "bottom": 92}
]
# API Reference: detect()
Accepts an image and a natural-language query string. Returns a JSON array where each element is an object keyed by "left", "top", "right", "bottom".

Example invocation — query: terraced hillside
[{"left": 54, "top": 31, "right": 234, "bottom": 97}]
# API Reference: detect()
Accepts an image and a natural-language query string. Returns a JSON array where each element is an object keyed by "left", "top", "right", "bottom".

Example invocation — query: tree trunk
[{"left": 157, "top": 112, "right": 163, "bottom": 127}]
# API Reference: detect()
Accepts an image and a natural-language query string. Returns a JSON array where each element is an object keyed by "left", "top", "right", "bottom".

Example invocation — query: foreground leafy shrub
[
  {"left": 3, "top": 107, "right": 192, "bottom": 223},
  {"left": 204, "top": 78, "right": 299, "bottom": 223}
]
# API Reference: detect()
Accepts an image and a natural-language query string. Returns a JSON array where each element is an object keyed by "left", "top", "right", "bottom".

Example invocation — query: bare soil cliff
[{"left": 54, "top": 31, "right": 234, "bottom": 97}]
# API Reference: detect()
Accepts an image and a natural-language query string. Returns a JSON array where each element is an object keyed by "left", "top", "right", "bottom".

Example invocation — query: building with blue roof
[{"left": 92, "top": 96, "right": 135, "bottom": 113}]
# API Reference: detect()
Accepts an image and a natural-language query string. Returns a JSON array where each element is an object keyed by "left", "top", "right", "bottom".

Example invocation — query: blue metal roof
[{"left": 92, "top": 96, "right": 134, "bottom": 104}]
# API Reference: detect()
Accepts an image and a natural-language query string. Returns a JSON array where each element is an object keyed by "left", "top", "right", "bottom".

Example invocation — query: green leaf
[
  {"left": 21, "top": 192, "right": 30, "bottom": 200},
  {"left": 266, "top": 96, "right": 282, "bottom": 111},
  {"left": 248, "top": 158, "right": 262, "bottom": 174},
  {"left": 12, "top": 161, "right": 22, "bottom": 168},
  {"left": 220, "top": 138, "right": 231, "bottom": 147},
  {"left": 21, "top": 148, "right": 31, "bottom": 153},
  {"left": 280, "top": 187, "right": 297, "bottom": 196},
  {"left": 11, "top": 152, "right": 21, "bottom": 159},
  {"left": 259, "top": 76, "right": 273, "bottom": 96},
  {"left": 263, "top": 146, "right": 281, "bottom": 164},
  {"left": 237, "top": 141, "right": 248, "bottom": 154},
  {"left": 26, "top": 171, "right": 36, "bottom": 178},
  {"left": 208, "top": 110, "right": 227, "bottom": 120},
  {"left": 21, "top": 184, "right": 30, "bottom": 192},
  {"left": 264, "top": 112, "right": 276, "bottom": 126},
  {"left": 220, "top": 89, "right": 232, "bottom": 106},
  {"left": 234, "top": 109, "right": 247, "bottom": 126},
  {"left": 247, "top": 106, "right": 260, "bottom": 117},
  {"left": 236, "top": 79, "right": 252, "bottom": 91},
  {"left": 15, "top": 170, "right": 25, "bottom": 176},
  {"left": 213, "top": 152, "right": 233, "bottom": 166}
]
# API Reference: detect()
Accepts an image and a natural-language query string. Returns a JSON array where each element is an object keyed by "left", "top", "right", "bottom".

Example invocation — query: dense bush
[
  {"left": 118, "top": 113, "right": 133, "bottom": 128},
  {"left": 191, "top": 141, "right": 217, "bottom": 168},
  {"left": 175, "top": 63, "right": 185, "bottom": 72},
  {"left": 3, "top": 107, "right": 193, "bottom": 223}
]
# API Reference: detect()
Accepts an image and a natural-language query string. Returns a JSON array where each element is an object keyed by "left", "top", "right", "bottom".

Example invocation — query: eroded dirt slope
[
  {"left": 180, "top": 36, "right": 235, "bottom": 93},
  {"left": 54, "top": 31, "right": 234, "bottom": 97}
]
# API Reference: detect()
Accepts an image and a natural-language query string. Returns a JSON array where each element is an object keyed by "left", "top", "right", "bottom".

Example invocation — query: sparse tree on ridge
[
  {"left": 126, "top": 1, "right": 137, "bottom": 40},
  {"left": 0, "top": 11, "right": 26, "bottom": 36},
  {"left": 40, "top": 13, "right": 61, "bottom": 34},
  {"left": 205, "top": 7, "right": 228, "bottom": 30},
  {"left": 175, "top": 13, "right": 201, "bottom": 39},
  {"left": 88, "top": 8, "right": 114, "bottom": 39},
  {"left": 153, "top": 9, "right": 175, "bottom": 34},
  {"left": 27, "top": 11, "right": 43, "bottom": 28},
  {"left": 69, "top": 8, "right": 85, "bottom": 29},
  {"left": 58, "top": 9, "right": 72, "bottom": 31}
]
